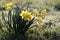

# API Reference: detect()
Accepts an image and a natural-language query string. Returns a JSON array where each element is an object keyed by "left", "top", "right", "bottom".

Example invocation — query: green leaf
[{"left": 2, "top": 11, "right": 5, "bottom": 21}]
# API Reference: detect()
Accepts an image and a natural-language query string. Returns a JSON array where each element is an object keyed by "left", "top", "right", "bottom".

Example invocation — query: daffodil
[
  {"left": 20, "top": 11, "right": 26, "bottom": 19},
  {"left": 37, "top": 17, "right": 43, "bottom": 24},
  {"left": 33, "top": 9, "right": 39, "bottom": 17},
  {"left": 20, "top": 10, "right": 33, "bottom": 21},
  {"left": 7, "top": 2, "right": 13, "bottom": 9},
  {"left": 41, "top": 9, "right": 47, "bottom": 16},
  {"left": 41, "top": 15, "right": 45, "bottom": 19}
]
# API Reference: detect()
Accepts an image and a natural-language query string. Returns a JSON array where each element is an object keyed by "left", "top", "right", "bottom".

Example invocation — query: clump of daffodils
[
  {"left": 7, "top": 2, "right": 13, "bottom": 9},
  {"left": 20, "top": 9, "right": 47, "bottom": 24}
]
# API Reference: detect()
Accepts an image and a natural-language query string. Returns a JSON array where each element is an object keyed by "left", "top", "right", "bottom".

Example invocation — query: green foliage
[
  {"left": 54, "top": 1, "right": 60, "bottom": 10},
  {"left": 0, "top": 6, "right": 6, "bottom": 11}
]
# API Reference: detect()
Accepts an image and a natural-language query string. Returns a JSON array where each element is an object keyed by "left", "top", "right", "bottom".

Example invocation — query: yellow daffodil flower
[
  {"left": 7, "top": 2, "right": 13, "bottom": 9},
  {"left": 33, "top": 9, "right": 39, "bottom": 17},
  {"left": 20, "top": 11, "right": 26, "bottom": 19},
  {"left": 41, "top": 15, "right": 45, "bottom": 19},
  {"left": 41, "top": 9, "right": 47, "bottom": 16},
  {"left": 20, "top": 10, "right": 33, "bottom": 21},
  {"left": 37, "top": 17, "right": 43, "bottom": 24}
]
